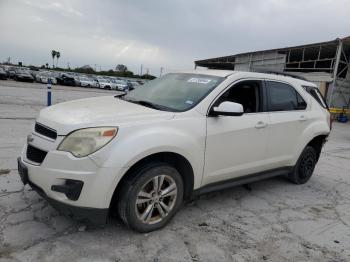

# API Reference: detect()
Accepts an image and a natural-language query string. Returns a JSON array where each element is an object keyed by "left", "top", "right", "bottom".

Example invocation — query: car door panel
[
  {"left": 265, "top": 80, "right": 308, "bottom": 168},
  {"left": 204, "top": 113, "right": 269, "bottom": 185},
  {"left": 203, "top": 79, "right": 270, "bottom": 186}
]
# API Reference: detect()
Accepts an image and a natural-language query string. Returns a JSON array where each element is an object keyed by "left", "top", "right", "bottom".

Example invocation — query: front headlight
[{"left": 58, "top": 127, "right": 118, "bottom": 157}]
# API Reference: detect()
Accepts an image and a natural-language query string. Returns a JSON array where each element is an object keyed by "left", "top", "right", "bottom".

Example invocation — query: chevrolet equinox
[{"left": 18, "top": 70, "right": 331, "bottom": 232}]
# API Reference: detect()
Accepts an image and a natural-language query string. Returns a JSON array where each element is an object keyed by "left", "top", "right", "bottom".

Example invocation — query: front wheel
[
  {"left": 288, "top": 146, "right": 317, "bottom": 184},
  {"left": 117, "top": 163, "right": 183, "bottom": 232}
]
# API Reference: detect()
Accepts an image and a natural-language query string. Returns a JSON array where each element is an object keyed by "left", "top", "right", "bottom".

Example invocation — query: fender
[
  {"left": 291, "top": 118, "right": 330, "bottom": 165},
  {"left": 89, "top": 116, "right": 206, "bottom": 205}
]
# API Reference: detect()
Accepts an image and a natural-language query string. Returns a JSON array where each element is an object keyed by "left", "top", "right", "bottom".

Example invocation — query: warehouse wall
[{"left": 234, "top": 51, "right": 286, "bottom": 72}]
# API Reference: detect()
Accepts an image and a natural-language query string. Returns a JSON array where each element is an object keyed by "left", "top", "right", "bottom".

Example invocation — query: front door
[{"left": 203, "top": 80, "right": 269, "bottom": 185}]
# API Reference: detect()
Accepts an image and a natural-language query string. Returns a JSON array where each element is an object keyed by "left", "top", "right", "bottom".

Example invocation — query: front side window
[
  {"left": 124, "top": 73, "right": 224, "bottom": 112},
  {"left": 267, "top": 81, "right": 306, "bottom": 111},
  {"left": 214, "top": 80, "right": 262, "bottom": 113}
]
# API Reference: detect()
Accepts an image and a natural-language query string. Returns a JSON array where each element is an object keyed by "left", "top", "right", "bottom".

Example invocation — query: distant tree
[
  {"left": 56, "top": 51, "right": 61, "bottom": 67},
  {"left": 45, "top": 63, "right": 49, "bottom": 68},
  {"left": 115, "top": 64, "right": 128, "bottom": 72},
  {"left": 74, "top": 65, "right": 95, "bottom": 74},
  {"left": 51, "top": 50, "right": 57, "bottom": 68},
  {"left": 142, "top": 74, "right": 156, "bottom": 80}
]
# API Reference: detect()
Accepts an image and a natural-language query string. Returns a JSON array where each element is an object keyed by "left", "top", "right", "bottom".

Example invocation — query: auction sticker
[{"left": 187, "top": 78, "right": 212, "bottom": 84}]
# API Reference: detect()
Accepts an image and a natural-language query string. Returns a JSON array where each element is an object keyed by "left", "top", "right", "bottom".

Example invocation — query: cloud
[{"left": 0, "top": 0, "right": 349, "bottom": 75}]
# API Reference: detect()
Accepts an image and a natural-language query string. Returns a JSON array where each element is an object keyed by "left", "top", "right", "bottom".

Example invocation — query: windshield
[{"left": 124, "top": 73, "right": 224, "bottom": 111}]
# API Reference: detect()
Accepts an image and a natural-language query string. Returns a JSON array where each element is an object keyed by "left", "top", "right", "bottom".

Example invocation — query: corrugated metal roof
[{"left": 195, "top": 36, "right": 349, "bottom": 65}]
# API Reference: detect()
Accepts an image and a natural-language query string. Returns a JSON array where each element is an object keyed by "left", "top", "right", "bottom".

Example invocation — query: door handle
[
  {"left": 255, "top": 121, "right": 268, "bottom": 129},
  {"left": 299, "top": 115, "right": 307, "bottom": 121}
]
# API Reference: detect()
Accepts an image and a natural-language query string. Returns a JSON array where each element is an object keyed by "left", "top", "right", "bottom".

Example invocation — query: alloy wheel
[{"left": 135, "top": 175, "right": 178, "bottom": 224}]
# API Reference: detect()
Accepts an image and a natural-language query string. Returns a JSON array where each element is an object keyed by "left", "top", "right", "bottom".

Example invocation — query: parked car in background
[
  {"left": 36, "top": 73, "right": 57, "bottom": 84},
  {"left": 8, "top": 68, "right": 17, "bottom": 79},
  {"left": 0, "top": 67, "right": 8, "bottom": 80},
  {"left": 56, "top": 74, "right": 76, "bottom": 86},
  {"left": 98, "top": 78, "right": 115, "bottom": 90},
  {"left": 111, "top": 79, "right": 130, "bottom": 91},
  {"left": 30, "top": 70, "right": 39, "bottom": 80},
  {"left": 14, "top": 69, "right": 34, "bottom": 82},
  {"left": 129, "top": 80, "right": 143, "bottom": 90},
  {"left": 76, "top": 76, "right": 99, "bottom": 88}
]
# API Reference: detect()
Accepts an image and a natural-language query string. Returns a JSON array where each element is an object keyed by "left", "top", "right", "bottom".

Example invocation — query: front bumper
[{"left": 18, "top": 157, "right": 109, "bottom": 224}]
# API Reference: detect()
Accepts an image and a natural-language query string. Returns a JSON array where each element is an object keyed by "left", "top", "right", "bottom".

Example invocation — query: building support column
[{"left": 328, "top": 39, "right": 343, "bottom": 107}]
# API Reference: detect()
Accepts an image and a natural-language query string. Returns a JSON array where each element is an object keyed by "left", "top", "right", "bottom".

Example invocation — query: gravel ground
[{"left": 0, "top": 80, "right": 350, "bottom": 262}]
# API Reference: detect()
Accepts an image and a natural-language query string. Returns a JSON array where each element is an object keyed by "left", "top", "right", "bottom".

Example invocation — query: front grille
[
  {"left": 35, "top": 123, "right": 57, "bottom": 140},
  {"left": 26, "top": 145, "right": 47, "bottom": 164}
]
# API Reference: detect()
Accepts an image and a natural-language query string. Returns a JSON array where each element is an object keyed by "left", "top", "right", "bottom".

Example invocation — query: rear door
[{"left": 265, "top": 80, "right": 308, "bottom": 168}]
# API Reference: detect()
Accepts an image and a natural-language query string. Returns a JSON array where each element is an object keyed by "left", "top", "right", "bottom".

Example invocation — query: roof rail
[{"left": 253, "top": 70, "right": 309, "bottom": 81}]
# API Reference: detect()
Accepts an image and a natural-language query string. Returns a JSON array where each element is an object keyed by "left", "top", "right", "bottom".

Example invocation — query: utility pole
[
  {"left": 160, "top": 67, "right": 163, "bottom": 77},
  {"left": 140, "top": 64, "right": 143, "bottom": 78}
]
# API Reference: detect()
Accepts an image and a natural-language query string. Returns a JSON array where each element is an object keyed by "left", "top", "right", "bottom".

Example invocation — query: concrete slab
[{"left": 1, "top": 80, "right": 350, "bottom": 261}]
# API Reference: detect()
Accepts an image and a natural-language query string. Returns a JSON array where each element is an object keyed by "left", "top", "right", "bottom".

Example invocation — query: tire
[
  {"left": 117, "top": 162, "right": 184, "bottom": 233},
  {"left": 288, "top": 146, "right": 317, "bottom": 184}
]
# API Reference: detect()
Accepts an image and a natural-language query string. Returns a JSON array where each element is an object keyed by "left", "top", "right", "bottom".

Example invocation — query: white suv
[{"left": 18, "top": 70, "right": 331, "bottom": 232}]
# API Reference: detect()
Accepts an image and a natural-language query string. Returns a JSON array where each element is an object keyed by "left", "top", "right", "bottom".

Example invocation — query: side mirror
[{"left": 211, "top": 101, "right": 244, "bottom": 116}]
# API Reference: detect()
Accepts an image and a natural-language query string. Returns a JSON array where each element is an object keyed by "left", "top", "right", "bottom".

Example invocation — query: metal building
[{"left": 195, "top": 37, "right": 350, "bottom": 108}]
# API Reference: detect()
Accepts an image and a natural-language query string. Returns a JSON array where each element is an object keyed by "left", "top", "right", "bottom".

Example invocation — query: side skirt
[{"left": 193, "top": 167, "right": 293, "bottom": 197}]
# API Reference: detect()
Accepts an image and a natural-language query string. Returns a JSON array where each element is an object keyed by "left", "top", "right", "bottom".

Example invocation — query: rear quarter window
[{"left": 302, "top": 86, "right": 328, "bottom": 109}]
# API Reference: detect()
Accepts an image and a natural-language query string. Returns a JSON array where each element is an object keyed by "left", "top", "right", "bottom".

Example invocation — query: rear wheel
[
  {"left": 288, "top": 146, "right": 317, "bottom": 184},
  {"left": 117, "top": 163, "right": 183, "bottom": 233}
]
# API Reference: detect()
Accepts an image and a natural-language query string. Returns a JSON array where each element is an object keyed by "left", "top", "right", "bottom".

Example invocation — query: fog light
[{"left": 51, "top": 180, "right": 84, "bottom": 201}]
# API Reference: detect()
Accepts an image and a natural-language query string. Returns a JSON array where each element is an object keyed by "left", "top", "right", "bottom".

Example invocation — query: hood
[{"left": 37, "top": 96, "right": 174, "bottom": 135}]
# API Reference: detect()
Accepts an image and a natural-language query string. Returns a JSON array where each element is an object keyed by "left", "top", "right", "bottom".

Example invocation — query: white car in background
[
  {"left": 36, "top": 73, "right": 57, "bottom": 84},
  {"left": 18, "top": 70, "right": 331, "bottom": 233},
  {"left": 129, "top": 80, "right": 143, "bottom": 90},
  {"left": 111, "top": 79, "right": 129, "bottom": 91},
  {"left": 76, "top": 76, "right": 99, "bottom": 88},
  {"left": 98, "top": 78, "right": 116, "bottom": 90}
]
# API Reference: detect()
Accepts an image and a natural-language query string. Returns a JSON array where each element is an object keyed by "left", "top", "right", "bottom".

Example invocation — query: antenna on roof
[{"left": 252, "top": 69, "right": 308, "bottom": 81}]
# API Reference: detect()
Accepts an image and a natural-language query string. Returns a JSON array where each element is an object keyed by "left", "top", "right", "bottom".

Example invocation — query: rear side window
[
  {"left": 303, "top": 86, "right": 328, "bottom": 109},
  {"left": 266, "top": 81, "right": 307, "bottom": 111}
]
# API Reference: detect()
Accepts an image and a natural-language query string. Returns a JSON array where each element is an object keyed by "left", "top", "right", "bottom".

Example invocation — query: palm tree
[
  {"left": 56, "top": 51, "right": 61, "bottom": 68},
  {"left": 51, "top": 50, "right": 56, "bottom": 68}
]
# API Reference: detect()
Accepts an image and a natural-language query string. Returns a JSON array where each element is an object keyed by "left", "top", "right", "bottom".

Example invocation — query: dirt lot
[{"left": 1, "top": 80, "right": 350, "bottom": 261}]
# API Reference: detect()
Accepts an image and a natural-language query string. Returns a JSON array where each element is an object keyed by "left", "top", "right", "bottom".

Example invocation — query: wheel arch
[
  {"left": 110, "top": 152, "right": 195, "bottom": 210},
  {"left": 306, "top": 134, "right": 328, "bottom": 161}
]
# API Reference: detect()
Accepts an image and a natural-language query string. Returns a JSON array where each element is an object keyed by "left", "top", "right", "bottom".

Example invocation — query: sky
[{"left": 0, "top": 0, "right": 349, "bottom": 76}]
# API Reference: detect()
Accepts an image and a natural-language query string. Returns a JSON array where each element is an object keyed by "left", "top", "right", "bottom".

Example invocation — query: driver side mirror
[{"left": 211, "top": 101, "right": 244, "bottom": 116}]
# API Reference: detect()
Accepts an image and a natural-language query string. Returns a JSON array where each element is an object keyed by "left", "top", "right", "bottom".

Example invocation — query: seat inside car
[{"left": 217, "top": 81, "right": 260, "bottom": 113}]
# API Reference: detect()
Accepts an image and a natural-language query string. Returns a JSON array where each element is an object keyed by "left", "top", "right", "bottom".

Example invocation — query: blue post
[{"left": 47, "top": 78, "right": 52, "bottom": 106}]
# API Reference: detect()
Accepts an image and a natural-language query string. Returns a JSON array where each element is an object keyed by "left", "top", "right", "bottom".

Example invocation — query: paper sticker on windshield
[
  {"left": 187, "top": 78, "right": 212, "bottom": 84},
  {"left": 185, "top": 100, "right": 194, "bottom": 105}
]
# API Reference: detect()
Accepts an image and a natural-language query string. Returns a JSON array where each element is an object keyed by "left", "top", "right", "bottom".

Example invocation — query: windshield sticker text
[{"left": 187, "top": 78, "right": 212, "bottom": 84}]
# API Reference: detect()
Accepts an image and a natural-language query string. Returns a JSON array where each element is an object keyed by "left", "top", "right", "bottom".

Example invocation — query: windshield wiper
[{"left": 121, "top": 98, "right": 175, "bottom": 111}]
